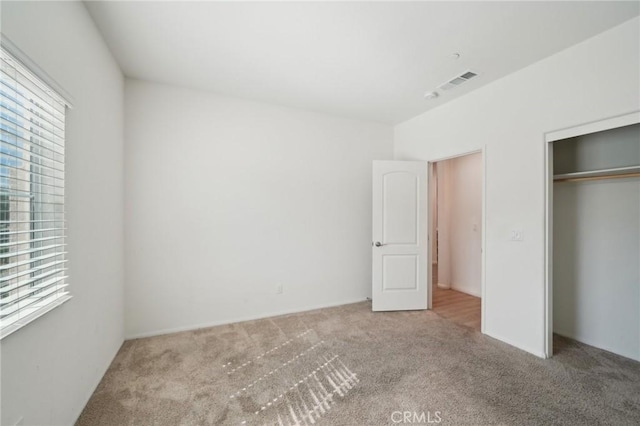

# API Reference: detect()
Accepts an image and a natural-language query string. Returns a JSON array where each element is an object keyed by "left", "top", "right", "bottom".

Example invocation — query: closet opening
[
  {"left": 545, "top": 113, "right": 640, "bottom": 361},
  {"left": 429, "top": 152, "right": 483, "bottom": 331}
]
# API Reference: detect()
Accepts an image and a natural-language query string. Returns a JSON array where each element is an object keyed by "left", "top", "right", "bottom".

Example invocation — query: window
[{"left": 0, "top": 45, "right": 71, "bottom": 339}]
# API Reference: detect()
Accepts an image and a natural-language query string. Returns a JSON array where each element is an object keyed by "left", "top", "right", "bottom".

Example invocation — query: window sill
[{"left": 0, "top": 295, "right": 73, "bottom": 340}]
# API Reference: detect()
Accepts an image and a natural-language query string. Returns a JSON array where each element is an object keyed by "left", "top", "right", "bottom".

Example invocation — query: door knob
[{"left": 374, "top": 241, "right": 383, "bottom": 247}]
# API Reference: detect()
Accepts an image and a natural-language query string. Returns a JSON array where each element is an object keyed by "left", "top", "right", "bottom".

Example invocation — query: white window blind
[{"left": 0, "top": 46, "right": 71, "bottom": 339}]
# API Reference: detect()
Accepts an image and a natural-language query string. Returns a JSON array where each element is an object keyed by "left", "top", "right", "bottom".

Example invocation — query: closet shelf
[{"left": 554, "top": 165, "right": 640, "bottom": 183}]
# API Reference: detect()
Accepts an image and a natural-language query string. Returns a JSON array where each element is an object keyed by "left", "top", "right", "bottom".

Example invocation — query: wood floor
[{"left": 432, "top": 266, "right": 481, "bottom": 331}]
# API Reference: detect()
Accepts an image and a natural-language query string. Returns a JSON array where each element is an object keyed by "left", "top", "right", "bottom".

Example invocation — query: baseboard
[
  {"left": 450, "top": 285, "right": 481, "bottom": 298},
  {"left": 125, "top": 297, "right": 369, "bottom": 340},
  {"left": 553, "top": 329, "right": 640, "bottom": 362},
  {"left": 437, "top": 283, "right": 450, "bottom": 289},
  {"left": 484, "top": 330, "right": 547, "bottom": 359},
  {"left": 73, "top": 335, "right": 125, "bottom": 424}
]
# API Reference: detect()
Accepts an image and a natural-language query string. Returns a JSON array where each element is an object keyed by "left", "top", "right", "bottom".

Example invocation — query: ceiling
[{"left": 85, "top": 1, "right": 639, "bottom": 124}]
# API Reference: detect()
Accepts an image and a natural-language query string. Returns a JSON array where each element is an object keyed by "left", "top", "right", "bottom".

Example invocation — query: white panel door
[{"left": 372, "top": 161, "right": 428, "bottom": 311}]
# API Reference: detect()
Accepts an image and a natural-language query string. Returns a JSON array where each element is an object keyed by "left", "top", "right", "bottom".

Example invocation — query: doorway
[
  {"left": 430, "top": 152, "right": 483, "bottom": 331},
  {"left": 371, "top": 153, "right": 486, "bottom": 325}
]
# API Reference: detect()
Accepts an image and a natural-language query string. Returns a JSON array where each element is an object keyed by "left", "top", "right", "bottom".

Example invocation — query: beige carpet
[{"left": 77, "top": 301, "right": 640, "bottom": 425}]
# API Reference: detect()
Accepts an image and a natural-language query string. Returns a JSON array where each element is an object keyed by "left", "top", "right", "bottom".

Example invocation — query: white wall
[
  {"left": 124, "top": 79, "right": 393, "bottom": 338},
  {"left": 430, "top": 164, "right": 437, "bottom": 265},
  {"left": 553, "top": 124, "right": 639, "bottom": 361},
  {"left": 394, "top": 17, "right": 640, "bottom": 357},
  {"left": 435, "top": 160, "right": 451, "bottom": 287},
  {"left": 438, "top": 153, "right": 482, "bottom": 297},
  {"left": 1, "top": 2, "right": 125, "bottom": 425}
]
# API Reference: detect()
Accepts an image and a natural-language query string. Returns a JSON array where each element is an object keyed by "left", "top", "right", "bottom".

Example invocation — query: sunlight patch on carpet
[{"left": 222, "top": 328, "right": 359, "bottom": 425}]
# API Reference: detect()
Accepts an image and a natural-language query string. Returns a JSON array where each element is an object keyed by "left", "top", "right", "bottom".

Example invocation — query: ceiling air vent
[{"left": 438, "top": 70, "right": 478, "bottom": 91}]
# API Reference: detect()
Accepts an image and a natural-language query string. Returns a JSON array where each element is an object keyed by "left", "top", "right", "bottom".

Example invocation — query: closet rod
[
  {"left": 554, "top": 165, "right": 640, "bottom": 182},
  {"left": 554, "top": 172, "right": 640, "bottom": 183}
]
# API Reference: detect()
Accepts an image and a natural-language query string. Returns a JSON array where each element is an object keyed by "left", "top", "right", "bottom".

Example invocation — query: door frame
[
  {"left": 543, "top": 110, "right": 640, "bottom": 359},
  {"left": 426, "top": 147, "right": 487, "bottom": 333}
]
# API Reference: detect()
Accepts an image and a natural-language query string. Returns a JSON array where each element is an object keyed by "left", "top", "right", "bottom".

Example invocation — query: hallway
[{"left": 432, "top": 266, "right": 481, "bottom": 331}]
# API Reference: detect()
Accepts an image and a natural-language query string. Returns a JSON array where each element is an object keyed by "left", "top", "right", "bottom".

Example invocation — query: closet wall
[{"left": 553, "top": 123, "right": 640, "bottom": 361}]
